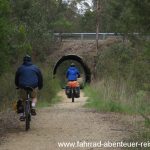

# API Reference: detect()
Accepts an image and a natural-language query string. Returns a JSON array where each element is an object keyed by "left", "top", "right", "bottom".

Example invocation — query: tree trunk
[{"left": 96, "top": 0, "right": 100, "bottom": 52}]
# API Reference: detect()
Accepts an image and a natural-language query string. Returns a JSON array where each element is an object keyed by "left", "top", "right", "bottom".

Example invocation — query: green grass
[
  {"left": 37, "top": 95, "right": 61, "bottom": 108},
  {"left": 85, "top": 86, "right": 132, "bottom": 113},
  {"left": 0, "top": 72, "right": 17, "bottom": 111},
  {"left": 84, "top": 80, "right": 149, "bottom": 115},
  {"left": 84, "top": 80, "right": 150, "bottom": 149},
  {"left": 37, "top": 65, "right": 61, "bottom": 108}
]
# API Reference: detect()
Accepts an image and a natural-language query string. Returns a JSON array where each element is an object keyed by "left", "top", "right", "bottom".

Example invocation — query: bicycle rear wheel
[
  {"left": 72, "top": 88, "right": 74, "bottom": 103},
  {"left": 25, "top": 101, "right": 31, "bottom": 131},
  {"left": 25, "top": 114, "right": 30, "bottom": 131}
]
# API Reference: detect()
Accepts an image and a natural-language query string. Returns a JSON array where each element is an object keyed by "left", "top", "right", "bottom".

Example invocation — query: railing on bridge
[{"left": 54, "top": 33, "right": 124, "bottom": 41}]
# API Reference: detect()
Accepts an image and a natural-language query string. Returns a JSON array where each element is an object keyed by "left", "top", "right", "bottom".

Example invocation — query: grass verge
[
  {"left": 37, "top": 95, "right": 61, "bottom": 108},
  {"left": 84, "top": 79, "right": 149, "bottom": 114},
  {"left": 84, "top": 79, "right": 150, "bottom": 149},
  {"left": 36, "top": 65, "right": 61, "bottom": 108}
]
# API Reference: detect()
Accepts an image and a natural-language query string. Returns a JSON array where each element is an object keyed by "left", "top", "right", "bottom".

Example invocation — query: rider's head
[
  {"left": 70, "top": 63, "right": 75, "bottom": 67},
  {"left": 23, "top": 55, "right": 32, "bottom": 62}
]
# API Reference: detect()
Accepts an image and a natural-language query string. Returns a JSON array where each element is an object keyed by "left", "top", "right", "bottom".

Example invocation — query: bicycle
[
  {"left": 65, "top": 81, "right": 80, "bottom": 103},
  {"left": 24, "top": 86, "right": 33, "bottom": 131},
  {"left": 17, "top": 86, "right": 33, "bottom": 131}
]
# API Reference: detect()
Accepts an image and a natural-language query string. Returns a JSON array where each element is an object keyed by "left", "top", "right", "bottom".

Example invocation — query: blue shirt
[{"left": 66, "top": 67, "right": 80, "bottom": 81}]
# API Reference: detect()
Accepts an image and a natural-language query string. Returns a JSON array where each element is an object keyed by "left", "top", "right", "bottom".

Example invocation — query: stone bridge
[
  {"left": 51, "top": 40, "right": 97, "bottom": 83},
  {"left": 50, "top": 38, "right": 121, "bottom": 85}
]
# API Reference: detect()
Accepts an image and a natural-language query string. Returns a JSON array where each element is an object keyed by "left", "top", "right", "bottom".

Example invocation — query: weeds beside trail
[
  {"left": 84, "top": 41, "right": 150, "bottom": 149},
  {"left": 37, "top": 65, "right": 60, "bottom": 107},
  {"left": 85, "top": 80, "right": 149, "bottom": 114},
  {"left": 84, "top": 81, "right": 150, "bottom": 150}
]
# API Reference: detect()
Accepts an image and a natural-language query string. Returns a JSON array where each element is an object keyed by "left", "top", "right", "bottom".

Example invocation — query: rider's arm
[
  {"left": 34, "top": 65, "right": 43, "bottom": 90},
  {"left": 76, "top": 69, "right": 80, "bottom": 78},
  {"left": 37, "top": 68, "right": 43, "bottom": 90},
  {"left": 66, "top": 69, "right": 69, "bottom": 78}
]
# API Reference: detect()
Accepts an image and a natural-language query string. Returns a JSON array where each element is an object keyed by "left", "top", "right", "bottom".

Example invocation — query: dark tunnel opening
[{"left": 53, "top": 55, "right": 91, "bottom": 85}]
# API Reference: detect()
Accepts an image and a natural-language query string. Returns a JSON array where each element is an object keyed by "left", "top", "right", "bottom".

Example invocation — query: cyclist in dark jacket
[
  {"left": 15, "top": 55, "right": 43, "bottom": 120},
  {"left": 15, "top": 56, "right": 43, "bottom": 89}
]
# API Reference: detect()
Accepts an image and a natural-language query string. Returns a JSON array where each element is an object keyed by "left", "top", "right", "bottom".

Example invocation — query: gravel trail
[{"left": 0, "top": 91, "right": 130, "bottom": 150}]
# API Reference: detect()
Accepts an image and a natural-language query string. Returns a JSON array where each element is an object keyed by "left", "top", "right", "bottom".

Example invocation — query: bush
[
  {"left": 96, "top": 42, "right": 150, "bottom": 91},
  {"left": 86, "top": 40, "right": 150, "bottom": 149},
  {"left": 0, "top": 73, "right": 17, "bottom": 111},
  {"left": 36, "top": 64, "right": 60, "bottom": 107}
]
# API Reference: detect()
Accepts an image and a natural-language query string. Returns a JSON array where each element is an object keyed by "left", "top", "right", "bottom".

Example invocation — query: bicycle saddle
[{"left": 24, "top": 86, "right": 33, "bottom": 91}]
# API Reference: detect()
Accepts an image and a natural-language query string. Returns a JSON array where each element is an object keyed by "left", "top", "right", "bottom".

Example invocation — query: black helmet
[
  {"left": 23, "top": 55, "right": 31, "bottom": 62},
  {"left": 71, "top": 63, "right": 75, "bottom": 67}
]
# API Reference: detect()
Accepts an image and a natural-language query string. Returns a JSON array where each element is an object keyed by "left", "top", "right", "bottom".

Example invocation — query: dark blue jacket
[
  {"left": 66, "top": 67, "right": 80, "bottom": 81},
  {"left": 15, "top": 61, "right": 43, "bottom": 89}
]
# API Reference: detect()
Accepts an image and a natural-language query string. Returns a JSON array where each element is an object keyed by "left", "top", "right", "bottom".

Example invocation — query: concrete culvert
[{"left": 53, "top": 55, "right": 91, "bottom": 88}]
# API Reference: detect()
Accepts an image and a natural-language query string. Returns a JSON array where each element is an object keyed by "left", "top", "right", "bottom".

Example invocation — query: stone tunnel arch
[{"left": 53, "top": 54, "right": 91, "bottom": 83}]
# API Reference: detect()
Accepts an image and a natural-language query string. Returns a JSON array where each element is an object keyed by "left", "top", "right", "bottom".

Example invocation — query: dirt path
[{"left": 0, "top": 91, "right": 133, "bottom": 150}]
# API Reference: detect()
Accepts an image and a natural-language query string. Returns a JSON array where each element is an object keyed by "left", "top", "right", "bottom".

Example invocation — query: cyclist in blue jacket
[
  {"left": 66, "top": 63, "right": 80, "bottom": 98},
  {"left": 15, "top": 55, "right": 43, "bottom": 120},
  {"left": 66, "top": 63, "right": 80, "bottom": 81}
]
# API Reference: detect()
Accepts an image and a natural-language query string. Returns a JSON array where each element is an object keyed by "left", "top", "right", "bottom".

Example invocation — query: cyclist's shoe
[
  {"left": 19, "top": 116, "right": 25, "bottom": 121},
  {"left": 31, "top": 108, "right": 36, "bottom": 116}
]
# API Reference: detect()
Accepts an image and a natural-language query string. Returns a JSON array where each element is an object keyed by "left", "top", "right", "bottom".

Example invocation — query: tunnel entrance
[{"left": 53, "top": 55, "right": 91, "bottom": 87}]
